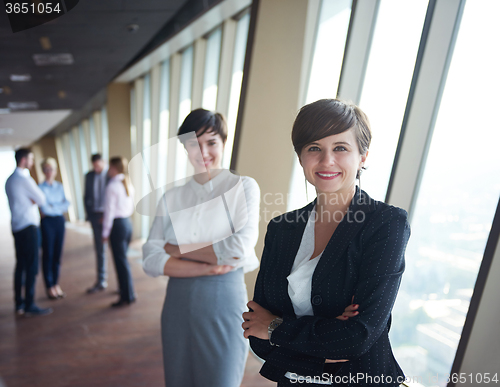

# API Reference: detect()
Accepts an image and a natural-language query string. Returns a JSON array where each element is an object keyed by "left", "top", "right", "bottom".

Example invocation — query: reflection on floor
[{"left": 0, "top": 221, "right": 274, "bottom": 387}]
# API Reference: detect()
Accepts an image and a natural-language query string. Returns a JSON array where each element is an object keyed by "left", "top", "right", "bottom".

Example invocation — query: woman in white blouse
[
  {"left": 103, "top": 156, "right": 136, "bottom": 307},
  {"left": 142, "top": 109, "right": 260, "bottom": 387}
]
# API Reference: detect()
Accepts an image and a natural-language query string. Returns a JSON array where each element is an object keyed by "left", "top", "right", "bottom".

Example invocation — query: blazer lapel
[{"left": 312, "top": 187, "right": 377, "bottom": 291}]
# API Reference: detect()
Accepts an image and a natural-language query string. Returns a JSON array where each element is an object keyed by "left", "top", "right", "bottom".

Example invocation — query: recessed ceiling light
[
  {"left": 127, "top": 24, "right": 139, "bottom": 33},
  {"left": 40, "top": 36, "right": 52, "bottom": 50},
  {"left": 7, "top": 102, "right": 39, "bottom": 110},
  {"left": 10, "top": 74, "right": 31, "bottom": 82},
  {"left": 2, "top": 86, "right": 12, "bottom": 95},
  {"left": 58, "top": 90, "right": 66, "bottom": 99},
  {"left": 33, "top": 53, "right": 74, "bottom": 66}
]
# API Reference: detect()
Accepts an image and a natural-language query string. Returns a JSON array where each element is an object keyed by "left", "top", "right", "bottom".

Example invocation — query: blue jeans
[
  {"left": 41, "top": 215, "right": 66, "bottom": 288},
  {"left": 13, "top": 225, "right": 40, "bottom": 309}
]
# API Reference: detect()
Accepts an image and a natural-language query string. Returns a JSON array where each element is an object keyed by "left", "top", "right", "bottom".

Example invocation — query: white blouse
[
  {"left": 285, "top": 204, "right": 332, "bottom": 385},
  {"left": 287, "top": 204, "right": 322, "bottom": 317},
  {"left": 102, "top": 173, "right": 135, "bottom": 238},
  {"left": 142, "top": 169, "right": 260, "bottom": 276}
]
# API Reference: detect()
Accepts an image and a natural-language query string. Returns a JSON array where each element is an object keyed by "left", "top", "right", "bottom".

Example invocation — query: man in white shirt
[
  {"left": 5, "top": 148, "right": 53, "bottom": 317},
  {"left": 83, "top": 153, "right": 109, "bottom": 293}
]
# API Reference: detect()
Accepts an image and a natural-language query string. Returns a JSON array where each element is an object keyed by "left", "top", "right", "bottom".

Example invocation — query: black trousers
[
  {"left": 109, "top": 218, "right": 135, "bottom": 302},
  {"left": 13, "top": 225, "right": 40, "bottom": 309},
  {"left": 89, "top": 212, "right": 107, "bottom": 285},
  {"left": 41, "top": 216, "right": 66, "bottom": 288}
]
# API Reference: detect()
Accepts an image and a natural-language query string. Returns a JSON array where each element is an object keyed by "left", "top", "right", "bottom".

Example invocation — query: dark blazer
[
  {"left": 84, "top": 171, "right": 109, "bottom": 220},
  {"left": 249, "top": 186, "right": 410, "bottom": 386}
]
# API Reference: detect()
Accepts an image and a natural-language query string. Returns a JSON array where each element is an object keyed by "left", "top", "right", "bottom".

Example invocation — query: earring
[{"left": 304, "top": 177, "right": 309, "bottom": 200}]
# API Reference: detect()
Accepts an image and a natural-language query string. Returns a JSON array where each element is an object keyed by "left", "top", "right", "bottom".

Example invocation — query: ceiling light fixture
[
  {"left": 58, "top": 90, "right": 66, "bottom": 99},
  {"left": 127, "top": 24, "right": 139, "bottom": 33},
  {"left": 10, "top": 74, "right": 31, "bottom": 82},
  {"left": 40, "top": 36, "right": 52, "bottom": 50},
  {"left": 33, "top": 53, "right": 74, "bottom": 66},
  {"left": 7, "top": 102, "right": 39, "bottom": 111},
  {"left": 0, "top": 128, "right": 14, "bottom": 135}
]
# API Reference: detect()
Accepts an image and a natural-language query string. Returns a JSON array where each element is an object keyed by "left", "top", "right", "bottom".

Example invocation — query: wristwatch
[{"left": 268, "top": 317, "right": 283, "bottom": 346}]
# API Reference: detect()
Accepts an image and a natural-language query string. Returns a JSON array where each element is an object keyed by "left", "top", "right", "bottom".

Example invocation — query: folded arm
[
  {"left": 268, "top": 207, "right": 410, "bottom": 360},
  {"left": 164, "top": 177, "right": 260, "bottom": 266}
]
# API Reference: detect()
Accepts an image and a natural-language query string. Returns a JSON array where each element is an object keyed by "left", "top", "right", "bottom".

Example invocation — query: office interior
[{"left": 0, "top": 0, "right": 499, "bottom": 386}]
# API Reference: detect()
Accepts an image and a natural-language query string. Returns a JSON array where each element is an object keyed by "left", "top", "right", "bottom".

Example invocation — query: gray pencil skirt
[{"left": 161, "top": 268, "right": 249, "bottom": 387}]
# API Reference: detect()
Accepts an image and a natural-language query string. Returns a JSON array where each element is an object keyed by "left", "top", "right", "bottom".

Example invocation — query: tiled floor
[{"left": 0, "top": 220, "right": 274, "bottom": 387}]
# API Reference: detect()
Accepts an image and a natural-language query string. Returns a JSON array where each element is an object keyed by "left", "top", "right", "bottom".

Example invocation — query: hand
[
  {"left": 335, "top": 302, "right": 359, "bottom": 321},
  {"left": 206, "top": 264, "right": 232, "bottom": 276},
  {"left": 103, "top": 237, "right": 108, "bottom": 243},
  {"left": 327, "top": 297, "right": 359, "bottom": 364},
  {"left": 164, "top": 243, "right": 181, "bottom": 257},
  {"left": 242, "top": 301, "right": 278, "bottom": 340}
]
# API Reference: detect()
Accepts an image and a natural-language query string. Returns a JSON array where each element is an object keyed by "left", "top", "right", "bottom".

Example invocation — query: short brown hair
[
  {"left": 177, "top": 108, "right": 228, "bottom": 144},
  {"left": 291, "top": 99, "right": 372, "bottom": 156}
]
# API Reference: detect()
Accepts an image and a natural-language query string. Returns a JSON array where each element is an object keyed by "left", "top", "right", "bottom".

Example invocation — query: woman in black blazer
[{"left": 242, "top": 99, "right": 411, "bottom": 386}]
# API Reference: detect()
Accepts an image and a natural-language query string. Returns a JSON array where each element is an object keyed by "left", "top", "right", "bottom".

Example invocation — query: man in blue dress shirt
[{"left": 5, "top": 148, "right": 53, "bottom": 317}]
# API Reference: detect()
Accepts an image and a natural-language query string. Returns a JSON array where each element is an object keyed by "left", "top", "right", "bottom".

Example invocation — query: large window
[
  {"left": 157, "top": 59, "right": 170, "bottom": 190},
  {"left": 141, "top": 73, "right": 153, "bottom": 236},
  {"left": 223, "top": 11, "right": 251, "bottom": 169},
  {"left": 288, "top": 0, "right": 352, "bottom": 211},
  {"left": 359, "top": 0, "right": 429, "bottom": 201},
  {"left": 175, "top": 45, "right": 194, "bottom": 183},
  {"left": 390, "top": 1, "right": 500, "bottom": 385},
  {"left": 202, "top": 27, "right": 222, "bottom": 111}
]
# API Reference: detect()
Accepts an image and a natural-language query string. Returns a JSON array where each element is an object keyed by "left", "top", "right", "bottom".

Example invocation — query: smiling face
[
  {"left": 299, "top": 128, "right": 367, "bottom": 197},
  {"left": 185, "top": 129, "right": 225, "bottom": 173}
]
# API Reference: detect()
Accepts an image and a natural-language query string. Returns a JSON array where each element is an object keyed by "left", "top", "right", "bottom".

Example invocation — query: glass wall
[
  {"left": 288, "top": 0, "right": 353, "bottom": 211},
  {"left": 223, "top": 11, "right": 251, "bottom": 168},
  {"left": 202, "top": 27, "right": 222, "bottom": 111},
  {"left": 128, "top": 8, "right": 253, "bottom": 236},
  {"left": 55, "top": 107, "right": 110, "bottom": 222},
  {"left": 389, "top": 1, "right": 500, "bottom": 384},
  {"left": 359, "top": 0, "right": 429, "bottom": 201}
]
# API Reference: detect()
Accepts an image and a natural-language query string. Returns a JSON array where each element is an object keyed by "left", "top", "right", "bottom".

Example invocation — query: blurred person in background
[
  {"left": 142, "top": 109, "right": 261, "bottom": 387},
  {"left": 5, "top": 148, "right": 52, "bottom": 317},
  {"left": 84, "top": 153, "right": 109, "bottom": 293},
  {"left": 38, "top": 157, "right": 70, "bottom": 300},
  {"left": 103, "top": 156, "right": 136, "bottom": 307}
]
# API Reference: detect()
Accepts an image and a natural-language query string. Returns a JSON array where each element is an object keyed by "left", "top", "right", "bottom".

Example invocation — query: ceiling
[{"left": 0, "top": 0, "right": 192, "bottom": 147}]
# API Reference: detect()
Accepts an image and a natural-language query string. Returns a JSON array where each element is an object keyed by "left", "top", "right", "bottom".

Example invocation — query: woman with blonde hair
[
  {"left": 39, "top": 157, "right": 70, "bottom": 300},
  {"left": 103, "top": 156, "right": 136, "bottom": 307}
]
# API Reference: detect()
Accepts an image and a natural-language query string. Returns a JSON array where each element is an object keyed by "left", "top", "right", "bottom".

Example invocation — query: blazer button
[{"left": 312, "top": 295, "right": 322, "bottom": 306}]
